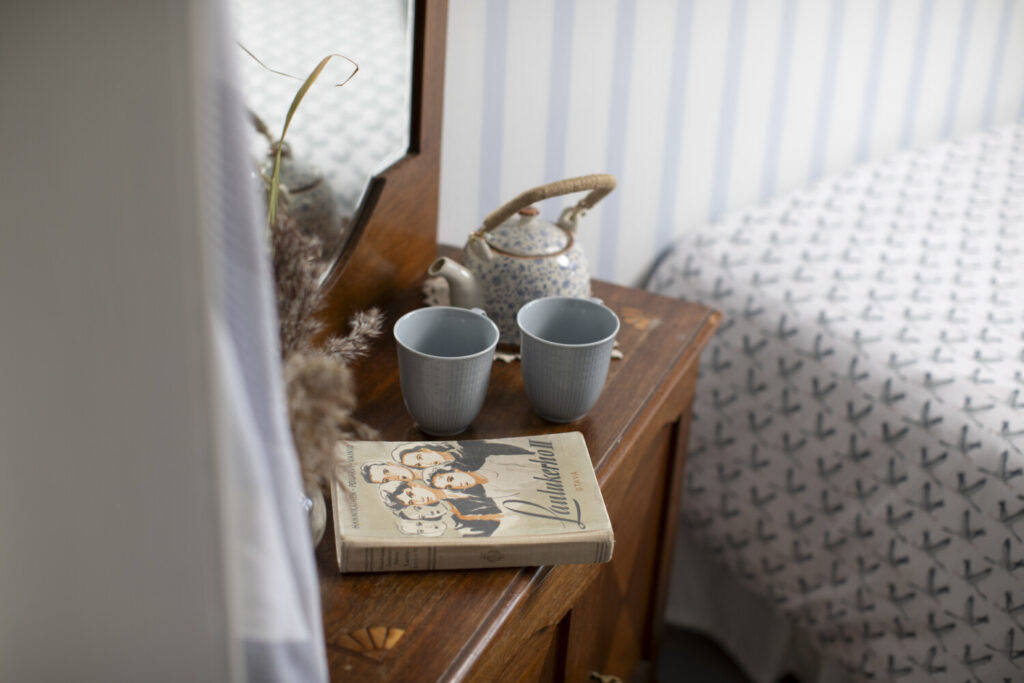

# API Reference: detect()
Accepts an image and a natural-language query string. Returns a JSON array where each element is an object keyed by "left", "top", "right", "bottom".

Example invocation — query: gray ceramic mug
[
  {"left": 393, "top": 306, "right": 499, "bottom": 436},
  {"left": 517, "top": 296, "right": 620, "bottom": 423}
]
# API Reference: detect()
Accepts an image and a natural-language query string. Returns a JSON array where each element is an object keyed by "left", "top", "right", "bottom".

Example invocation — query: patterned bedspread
[{"left": 647, "top": 125, "right": 1024, "bottom": 681}]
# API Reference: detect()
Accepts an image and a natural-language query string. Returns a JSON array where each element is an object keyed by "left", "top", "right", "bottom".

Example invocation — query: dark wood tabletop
[{"left": 316, "top": 261, "right": 720, "bottom": 681}]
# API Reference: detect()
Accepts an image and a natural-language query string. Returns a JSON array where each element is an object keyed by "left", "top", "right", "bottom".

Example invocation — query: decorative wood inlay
[
  {"left": 621, "top": 307, "right": 659, "bottom": 331},
  {"left": 332, "top": 626, "right": 406, "bottom": 662}
]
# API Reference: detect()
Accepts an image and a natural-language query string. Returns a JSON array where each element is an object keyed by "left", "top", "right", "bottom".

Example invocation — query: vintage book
[{"left": 330, "top": 432, "right": 614, "bottom": 572}]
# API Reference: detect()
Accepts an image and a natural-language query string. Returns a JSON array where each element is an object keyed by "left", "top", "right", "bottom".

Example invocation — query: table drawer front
[{"left": 566, "top": 421, "right": 677, "bottom": 681}]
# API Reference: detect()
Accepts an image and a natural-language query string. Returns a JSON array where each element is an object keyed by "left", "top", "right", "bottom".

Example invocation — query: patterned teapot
[{"left": 428, "top": 174, "right": 616, "bottom": 345}]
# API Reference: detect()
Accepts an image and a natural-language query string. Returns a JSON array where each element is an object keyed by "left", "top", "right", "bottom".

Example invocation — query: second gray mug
[
  {"left": 394, "top": 306, "right": 499, "bottom": 436},
  {"left": 517, "top": 296, "right": 620, "bottom": 423}
]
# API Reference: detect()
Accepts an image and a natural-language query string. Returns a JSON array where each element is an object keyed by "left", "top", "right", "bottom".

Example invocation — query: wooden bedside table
[
  {"left": 316, "top": 268, "right": 720, "bottom": 682},
  {"left": 303, "top": 4, "right": 719, "bottom": 678}
]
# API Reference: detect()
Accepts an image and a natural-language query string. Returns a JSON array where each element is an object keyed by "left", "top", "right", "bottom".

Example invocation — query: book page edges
[{"left": 338, "top": 528, "right": 614, "bottom": 572}]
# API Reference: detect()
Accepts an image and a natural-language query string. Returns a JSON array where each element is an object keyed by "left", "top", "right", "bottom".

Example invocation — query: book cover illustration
[{"left": 331, "top": 432, "right": 614, "bottom": 571}]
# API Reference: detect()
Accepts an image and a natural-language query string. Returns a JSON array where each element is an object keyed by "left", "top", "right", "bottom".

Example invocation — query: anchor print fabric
[{"left": 648, "top": 124, "right": 1024, "bottom": 681}]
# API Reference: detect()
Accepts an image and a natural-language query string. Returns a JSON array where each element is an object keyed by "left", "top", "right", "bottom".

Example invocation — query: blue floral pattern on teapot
[{"left": 428, "top": 174, "right": 616, "bottom": 345}]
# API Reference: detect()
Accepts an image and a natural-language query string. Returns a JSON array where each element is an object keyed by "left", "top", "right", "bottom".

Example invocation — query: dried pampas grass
[
  {"left": 269, "top": 206, "right": 383, "bottom": 495},
  {"left": 270, "top": 211, "right": 329, "bottom": 357},
  {"left": 325, "top": 308, "right": 385, "bottom": 364},
  {"left": 246, "top": 51, "right": 379, "bottom": 530},
  {"left": 284, "top": 352, "right": 377, "bottom": 492}
]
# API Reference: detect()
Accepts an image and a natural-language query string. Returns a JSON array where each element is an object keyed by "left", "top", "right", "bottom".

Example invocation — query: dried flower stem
[
  {"left": 268, "top": 207, "right": 384, "bottom": 495},
  {"left": 242, "top": 43, "right": 375, "bottom": 506}
]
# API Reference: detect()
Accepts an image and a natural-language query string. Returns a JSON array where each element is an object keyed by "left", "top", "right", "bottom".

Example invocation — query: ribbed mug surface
[
  {"left": 394, "top": 307, "right": 499, "bottom": 436},
  {"left": 517, "top": 297, "right": 619, "bottom": 423}
]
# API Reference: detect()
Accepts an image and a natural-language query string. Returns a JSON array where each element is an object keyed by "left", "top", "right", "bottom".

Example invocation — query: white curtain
[{"left": 204, "top": 1, "right": 328, "bottom": 680}]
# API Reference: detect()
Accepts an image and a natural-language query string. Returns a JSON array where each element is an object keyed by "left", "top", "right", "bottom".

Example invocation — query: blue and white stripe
[
  {"left": 597, "top": 0, "right": 637, "bottom": 279},
  {"left": 654, "top": 0, "right": 694, "bottom": 257},
  {"left": 856, "top": 0, "right": 891, "bottom": 163},
  {"left": 440, "top": 0, "right": 1024, "bottom": 286},
  {"left": 982, "top": 0, "right": 1014, "bottom": 127},
  {"left": 941, "top": 0, "right": 976, "bottom": 138},
  {"left": 760, "top": 0, "right": 797, "bottom": 202},
  {"left": 477, "top": 0, "right": 508, "bottom": 221}
]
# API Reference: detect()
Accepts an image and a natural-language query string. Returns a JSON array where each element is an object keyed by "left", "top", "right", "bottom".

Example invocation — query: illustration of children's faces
[
  {"left": 401, "top": 504, "right": 445, "bottom": 520},
  {"left": 367, "top": 463, "right": 415, "bottom": 483},
  {"left": 397, "top": 519, "right": 446, "bottom": 536},
  {"left": 432, "top": 470, "right": 477, "bottom": 490},
  {"left": 399, "top": 448, "right": 449, "bottom": 468},
  {"left": 396, "top": 484, "right": 439, "bottom": 506}
]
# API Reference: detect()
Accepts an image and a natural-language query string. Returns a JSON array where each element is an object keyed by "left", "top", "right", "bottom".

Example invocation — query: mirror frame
[{"left": 317, "top": 0, "right": 447, "bottom": 336}]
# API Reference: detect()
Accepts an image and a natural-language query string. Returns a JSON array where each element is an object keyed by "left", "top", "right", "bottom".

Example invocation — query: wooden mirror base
[{"left": 316, "top": 0, "right": 448, "bottom": 340}]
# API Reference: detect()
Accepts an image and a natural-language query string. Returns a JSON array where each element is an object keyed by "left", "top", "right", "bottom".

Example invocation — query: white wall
[
  {"left": 439, "top": 0, "right": 1024, "bottom": 285},
  {"left": 0, "top": 3, "right": 236, "bottom": 680}
]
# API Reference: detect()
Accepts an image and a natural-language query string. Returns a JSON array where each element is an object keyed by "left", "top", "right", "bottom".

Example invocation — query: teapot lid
[{"left": 480, "top": 207, "right": 571, "bottom": 257}]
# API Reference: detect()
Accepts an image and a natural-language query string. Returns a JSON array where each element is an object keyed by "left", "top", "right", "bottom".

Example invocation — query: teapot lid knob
[{"left": 517, "top": 206, "right": 540, "bottom": 217}]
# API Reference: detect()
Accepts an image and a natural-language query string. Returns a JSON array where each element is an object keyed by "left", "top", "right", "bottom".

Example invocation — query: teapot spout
[{"left": 428, "top": 257, "right": 486, "bottom": 310}]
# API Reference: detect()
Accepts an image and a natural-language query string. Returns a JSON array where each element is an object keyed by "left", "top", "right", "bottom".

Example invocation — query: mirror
[{"left": 230, "top": 0, "right": 414, "bottom": 261}]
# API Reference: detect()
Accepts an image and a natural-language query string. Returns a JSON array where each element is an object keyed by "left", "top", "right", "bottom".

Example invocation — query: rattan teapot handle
[{"left": 480, "top": 174, "right": 616, "bottom": 232}]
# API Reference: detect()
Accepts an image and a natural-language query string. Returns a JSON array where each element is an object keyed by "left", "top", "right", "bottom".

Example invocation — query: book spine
[{"left": 340, "top": 534, "right": 614, "bottom": 573}]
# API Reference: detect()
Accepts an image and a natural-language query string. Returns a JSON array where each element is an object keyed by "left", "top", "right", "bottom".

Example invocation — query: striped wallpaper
[{"left": 437, "top": 0, "right": 1024, "bottom": 286}]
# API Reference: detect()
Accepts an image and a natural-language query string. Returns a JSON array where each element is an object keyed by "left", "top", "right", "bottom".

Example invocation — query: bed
[{"left": 647, "top": 124, "right": 1024, "bottom": 682}]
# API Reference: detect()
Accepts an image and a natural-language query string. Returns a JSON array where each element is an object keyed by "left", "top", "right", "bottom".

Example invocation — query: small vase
[{"left": 304, "top": 487, "right": 327, "bottom": 547}]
